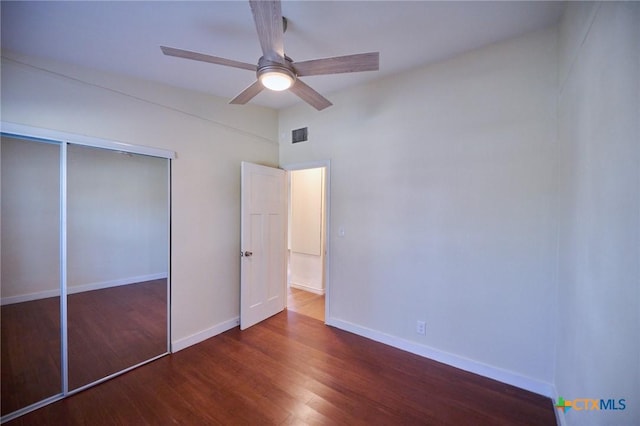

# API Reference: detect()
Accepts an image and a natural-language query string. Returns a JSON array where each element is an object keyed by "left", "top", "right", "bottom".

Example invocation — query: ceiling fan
[{"left": 160, "top": 0, "right": 379, "bottom": 111}]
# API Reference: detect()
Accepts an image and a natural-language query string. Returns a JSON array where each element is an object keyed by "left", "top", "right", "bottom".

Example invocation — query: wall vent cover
[{"left": 292, "top": 127, "right": 308, "bottom": 144}]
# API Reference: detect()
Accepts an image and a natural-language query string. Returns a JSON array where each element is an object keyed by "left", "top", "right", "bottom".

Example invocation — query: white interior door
[{"left": 240, "top": 162, "right": 287, "bottom": 330}]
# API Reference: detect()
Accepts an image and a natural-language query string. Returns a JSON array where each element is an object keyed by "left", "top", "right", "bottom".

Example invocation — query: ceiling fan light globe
[{"left": 260, "top": 71, "right": 293, "bottom": 91}]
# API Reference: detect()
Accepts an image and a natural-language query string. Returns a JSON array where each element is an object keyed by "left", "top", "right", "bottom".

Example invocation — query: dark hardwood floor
[
  {"left": 8, "top": 310, "right": 556, "bottom": 425},
  {"left": 1, "top": 296, "right": 61, "bottom": 415},
  {"left": 67, "top": 279, "right": 167, "bottom": 389},
  {"left": 1, "top": 279, "right": 167, "bottom": 416}
]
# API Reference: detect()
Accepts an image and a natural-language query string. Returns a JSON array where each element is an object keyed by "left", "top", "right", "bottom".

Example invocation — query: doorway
[{"left": 283, "top": 162, "right": 330, "bottom": 323}]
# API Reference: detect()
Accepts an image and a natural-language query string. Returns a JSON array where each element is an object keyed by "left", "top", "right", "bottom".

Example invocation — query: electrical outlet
[{"left": 416, "top": 320, "right": 426, "bottom": 335}]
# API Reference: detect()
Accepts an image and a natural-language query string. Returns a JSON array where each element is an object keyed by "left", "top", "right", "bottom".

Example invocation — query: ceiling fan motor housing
[
  {"left": 257, "top": 57, "right": 296, "bottom": 79},
  {"left": 257, "top": 56, "right": 296, "bottom": 90}
]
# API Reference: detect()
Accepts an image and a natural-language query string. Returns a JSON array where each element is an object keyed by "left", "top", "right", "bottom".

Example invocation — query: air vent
[{"left": 292, "top": 127, "right": 308, "bottom": 144}]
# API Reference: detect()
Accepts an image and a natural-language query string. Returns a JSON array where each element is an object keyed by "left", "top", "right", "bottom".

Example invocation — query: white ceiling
[{"left": 1, "top": 1, "right": 565, "bottom": 110}]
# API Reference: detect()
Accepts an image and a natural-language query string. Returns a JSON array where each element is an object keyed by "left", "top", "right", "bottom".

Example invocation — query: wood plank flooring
[
  {"left": 287, "top": 287, "right": 325, "bottom": 322},
  {"left": 0, "top": 296, "right": 61, "bottom": 415},
  {"left": 66, "top": 279, "right": 167, "bottom": 390},
  {"left": 1, "top": 279, "right": 167, "bottom": 416},
  {"left": 8, "top": 310, "right": 556, "bottom": 425}
]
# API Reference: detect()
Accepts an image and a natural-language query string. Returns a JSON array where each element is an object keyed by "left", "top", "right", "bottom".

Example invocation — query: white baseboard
[
  {"left": 67, "top": 273, "right": 168, "bottom": 295},
  {"left": 1, "top": 273, "right": 168, "bottom": 306},
  {"left": 326, "top": 316, "right": 556, "bottom": 399},
  {"left": 1, "top": 289, "right": 59, "bottom": 306},
  {"left": 171, "top": 317, "right": 240, "bottom": 353},
  {"left": 289, "top": 282, "right": 325, "bottom": 295}
]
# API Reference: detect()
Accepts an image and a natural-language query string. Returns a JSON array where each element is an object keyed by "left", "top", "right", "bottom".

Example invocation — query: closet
[{"left": 0, "top": 125, "right": 173, "bottom": 422}]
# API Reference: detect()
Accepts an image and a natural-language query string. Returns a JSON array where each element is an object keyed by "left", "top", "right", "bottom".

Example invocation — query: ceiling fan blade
[
  {"left": 294, "top": 52, "right": 379, "bottom": 76},
  {"left": 249, "top": 0, "right": 285, "bottom": 61},
  {"left": 289, "top": 79, "right": 333, "bottom": 111},
  {"left": 230, "top": 80, "right": 264, "bottom": 105},
  {"left": 161, "top": 46, "right": 257, "bottom": 71}
]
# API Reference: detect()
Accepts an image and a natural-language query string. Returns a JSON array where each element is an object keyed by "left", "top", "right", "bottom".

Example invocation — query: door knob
[{"left": 243, "top": 251, "right": 253, "bottom": 257}]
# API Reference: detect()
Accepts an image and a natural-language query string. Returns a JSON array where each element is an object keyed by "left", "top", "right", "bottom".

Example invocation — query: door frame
[{"left": 281, "top": 160, "right": 331, "bottom": 323}]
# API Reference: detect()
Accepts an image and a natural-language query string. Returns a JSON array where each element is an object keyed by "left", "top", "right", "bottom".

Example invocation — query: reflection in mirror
[
  {"left": 1, "top": 136, "right": 62, "bottom": 415},
  {"left": 66, "top": 144, "right": 168, "bottom": 390}
]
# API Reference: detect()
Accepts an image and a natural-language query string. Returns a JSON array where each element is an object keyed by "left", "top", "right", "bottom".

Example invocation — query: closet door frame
[{"left": 1, "top": 122, "right": 175, "bottom": 422}]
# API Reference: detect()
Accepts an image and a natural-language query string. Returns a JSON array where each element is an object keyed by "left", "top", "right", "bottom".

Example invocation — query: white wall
[
  {"left": 289, "top": 167, "right": 325, "bottom": 294},
  {"left": 1, "top": 139, "right": 169, "bottom": 303},
  {"left": 555, "top": 2, "right": 639, "bottom": 425},
  {"left": 1, "top": 137, "right": 60, "bottom": 300},
  {"left": 67, "top": 144, "right": 168, "bottom": 290},
  {"left": 280, "top": 27, "right": 558, "bottom": 393},
  {"left": 1, "top": 51, "right": 278, "bottom": 348}
]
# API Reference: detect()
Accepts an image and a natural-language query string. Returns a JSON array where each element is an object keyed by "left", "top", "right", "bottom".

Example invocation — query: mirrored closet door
[
  {"left": 1, "top": 128, "right": 173, "bottom": 421},
  {"left": 66, "top": 144, "right": 169, "bottom": 390},
  {"left": 1, "top": 136, "right": 62, "bottom": 415}
]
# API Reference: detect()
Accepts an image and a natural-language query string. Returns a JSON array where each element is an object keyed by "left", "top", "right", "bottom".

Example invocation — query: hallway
[{"left": 287, "top": 287, "right": 324, "bottom": 322}]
